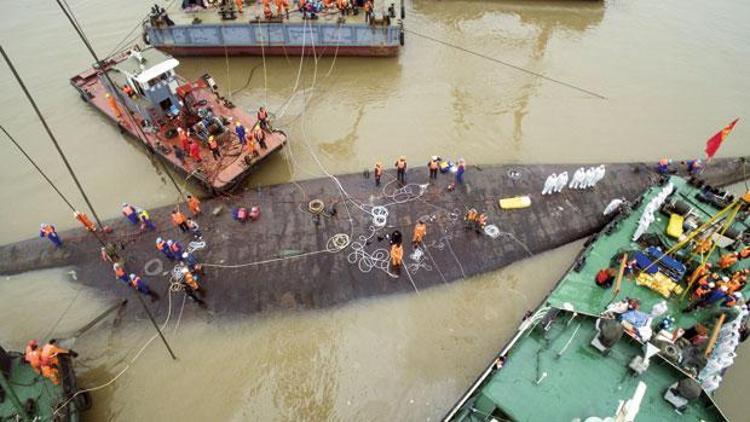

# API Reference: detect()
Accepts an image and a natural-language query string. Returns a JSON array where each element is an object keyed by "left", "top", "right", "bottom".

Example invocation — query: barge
[
  {"left": 444, "top": 176, "right": 750, "bottom": 421},
  {"left": 142, "top": 0, "right": 405, "bottom": 57},
  {"left": 0, "top": 345, "right": 88, "bottom": 421},
  {"left": 70, "top": 46, "right": 287, "bottom": 193}
]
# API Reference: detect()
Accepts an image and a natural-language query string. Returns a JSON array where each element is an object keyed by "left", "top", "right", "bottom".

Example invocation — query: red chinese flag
[{"left": 705, "top": 118, "right": 739, "bottom": 159}]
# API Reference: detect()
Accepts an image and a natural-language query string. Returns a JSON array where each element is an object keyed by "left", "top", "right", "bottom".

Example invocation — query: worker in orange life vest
[
  {"left": 427, "top": 156, "right": 439, "bottom": 180},
  {"left": 74, "top": 211, "right": 97, "bottom": 232},
  {"left": 394, "top": 156, "right": 407, "bottom": 184},
  {"left": 24, "top": 340, "right": 42, "bottom": 375},
  {"left": 718, "top": 252, "right": 739, "bottom": 270},
  {"left": 113, "top": 262, "right": 129, "bottom": 284},
  {"left": 178, "top": 127, "right": 190, "bottom": 152},
  {"left": 374, "top": 161, "right": 383, "bottom": 186},
  {"left": 40, "top": 339, "right": 77, "bottom": 385},
  {"left": 412, "top": 220, "right": 427, "bottom": 247},
  {"left": 187, "top": 195, "right": 201, "bottom": 216},
  {"left": 105, "top": 93, "right": 122, "bottom": 119},
  {"left": 171, "top": 209, "right": 189, "bottom": 232},
  {"left": 264, "top": 2, "right": 273, "bottom": 19},
  {"left": 40, "top": 223, "right": 62, "bottom": 247},
  {"left": 235, "top": 0, "right": 244, "bottom": 13},
  {"left": 390, "top": 243, "right": 403, "bottom": 272},
  {"left": 189, "top": 140, "right": 202, "bottom": 163},
  {"left": 657, "top": 158, "right": 671, "bottom": 174}
]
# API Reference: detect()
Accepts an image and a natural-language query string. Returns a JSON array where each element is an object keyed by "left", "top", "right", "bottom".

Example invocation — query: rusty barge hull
[{"left": 0, "top": 159, "right": 748, "bottom": 320}]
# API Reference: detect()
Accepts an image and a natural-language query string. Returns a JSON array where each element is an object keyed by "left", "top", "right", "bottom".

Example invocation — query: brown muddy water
[{"left": 1, "top": 0, "right": 749, "bottom": 420}]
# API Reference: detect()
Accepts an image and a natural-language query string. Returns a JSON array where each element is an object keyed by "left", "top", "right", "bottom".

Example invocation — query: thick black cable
[
  {"left": 0, "top": 125, "right": 77, "bottom": 212},
  {"left": 0, "top": 45, "right": 106, "bottom": 230},
  {"left": 404, "top": 28, "right": 607, "bottom": 100},
  {"left": 54, "top": 0, "right": 186, "bottom": 202}
]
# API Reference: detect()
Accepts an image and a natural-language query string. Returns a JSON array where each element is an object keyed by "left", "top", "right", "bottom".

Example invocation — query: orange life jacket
[
  {"left": 719, "top": 254, "right": 738, "bottom": 269},
  {"left": 429, "top": 160, "right": 439, "bottom": 170},
  {"left": 390, "top": 244, "right": 403, "bottom": 266},
  {"left": 114, "top": 266, "right": 126, "bottom": 278},
  {"left": 740, "top": 246, "right": 750, "bottom": 259},
  {"left": 156, "top": 240, "right": 166, "bottom": 251},
  {"left": 172, "top": 212, "right": 186, "bottom": 225},
  {"left": 374, "top": 164, "right": 382, "bottom": 176},
  {"left": 42, "top": 225, "right": 55, "bottom": 236},
  {"left": 76, "top": 213, "right": 96, "bottom": 231},
  {"left": 183, "top": 271, "right": 199, "bottom": 290},
  {"left": 413, "top": 224, "right": 426, "bottom": 242},
  {"left": 130, "top": 276, "right": 142, "bottom": 288},
  {"left": 396, "top": 159, "right": 406, "bottom": 170},
  {"left": 188, "top": 197, "right": 200, "bottom": 212}
]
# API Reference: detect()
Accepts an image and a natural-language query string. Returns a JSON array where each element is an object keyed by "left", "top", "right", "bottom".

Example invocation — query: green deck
[
  {"left": 448, "top": 177, "right": 749, "bottom": 421},
  {"left": 0, "top": 354, "right": 78, "bottom": 421},
  {"left": 549, "top": 177, "right": 750, "bottom": 323},
  {"left": 467, "top": 316, "right": 723, "bottom": 421}
]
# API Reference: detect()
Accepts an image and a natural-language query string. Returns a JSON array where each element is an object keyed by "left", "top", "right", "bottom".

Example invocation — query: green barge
[
  {"left": 445, "top": 176, "right": 750, "bottom": 421},
  {"left": 0, "top": 345, "right": 88, "bottom": 421}
]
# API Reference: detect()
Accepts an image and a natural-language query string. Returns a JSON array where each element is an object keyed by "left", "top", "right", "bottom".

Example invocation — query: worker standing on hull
[
  {"left": 428, "top": 156, "right": 439, "bottom": 180},
  {"left": 189, "top": 140, "right": 202, "bottom": 164},
  {"left": 254, "top": 126, "right": 268, "bottom": 150},
  {"left": 156, "top": 237, "right": 174, "bottom": 260},
  {"left": 374, "top": 161, "right": 383, "bottom": 186},
  {"left": 113, "top": 262, "right": 129, "bottom": 284},
  {"left": 139, "top": 209, "right": 156, "bottom": 231},
  {"left": 395, "top": 156, "right": 407, "bottom": 184},
  {"left": 40, "top": 223, "right": 62, "bottom": 247},
  {"left": 171, "top": 209, "right": 189, "bottom": 232},
  {"left": 187, "top": 195, "right": 201, "bottom": 216},
  {"left": 122, "top": 202, "right": 138, "bottom": 225},
  {"left": 40, "top": 339, "right": 77, "bottom": 385},
  {"left": 412, "top": 220, "right": 427, "bottom": 247},
  {"left": 24, "top": 340, "right": 42, "bottom": 375},
  {"left": 129, "top": 273, "right": 159, "bottom": 301}
]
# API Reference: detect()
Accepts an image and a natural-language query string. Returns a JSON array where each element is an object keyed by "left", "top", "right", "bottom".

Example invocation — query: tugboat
[
  {"left": 142, "top": 0, "right": 405, "bottom": 57},
  {"left": 70, "top": 46, "right": 287, "bottom": 193},
  {"left": 0, "top": 344, "right": 89, "bottom": 421},
  {"left": 445, "top": 176, "right": 750, "bottom": 421}
]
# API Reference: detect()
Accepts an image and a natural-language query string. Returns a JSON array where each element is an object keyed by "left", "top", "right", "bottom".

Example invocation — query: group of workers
[
  {"left": 656, "top": 158, "right": 704, "bottom": 175},
  {"left": 372, "top": 156, "right": 466, "bottom": 187},
  {"left": 173, "top": 106, "right": 271, "bottom": 168},
  {"left": 388, "top": 220, "right": 429, "bottom": 273},
  {"left": 24, "top": 339, "right": 77, "bottom": 385},
  {"left": 683, "top": 250, "right": 750, "bottom": 312}
]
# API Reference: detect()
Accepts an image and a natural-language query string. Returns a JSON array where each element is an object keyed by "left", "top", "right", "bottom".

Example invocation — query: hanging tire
[
  {"left": 142, "top": 30, "right": 151, "bottom": 46},
  {"left": 401, "top": 4, "right": 405, "bottom": 19},
  {"left": 399, "top": 30, "right": 404, "bottom": 46}
]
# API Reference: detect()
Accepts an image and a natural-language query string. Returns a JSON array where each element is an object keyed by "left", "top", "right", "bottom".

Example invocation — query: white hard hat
[
  {"left": 122, "top": 202, "right": 128, "bottom": 207},
  {"left": 182, "top": 252, "right": 188, "bottom": 258},
  {"left": 40, "top": 223, "right": 46, "bottom": 228},
  {"left": 156, "top": 237, "right": 162, "bottom": 243},
  {"left": 129, "top": 273, "right": 136, "bottom": 279},
  {"left": 167, "top": 240, "right": 173, "bottom": 245},
  {"left": 431, "top": 156, "right": 438, "bottom": 161}
]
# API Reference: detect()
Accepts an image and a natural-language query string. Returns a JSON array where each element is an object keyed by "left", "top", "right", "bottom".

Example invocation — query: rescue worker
[
  {"left": 464, "top": 209, "right": 478, "bottom": 230},
  {"left": 394, "top": 156, "right": 407, "bottom": 184},
  {"left": 100, "top": 242, "right": 120, "bottom": 263},
  {"left": 40, "top": 339, "right": 76, "bottom": 385},
  {"left": 189, "top": 140, "right": 202, "bottom": 163},
  {"left": 686, "top": 159, "right": 703, "bottom": 175},
  {"left": 412, "top": 220, "right": 427, "bottom": 247},
  {"left": 235, "top": 0, "right": 244, "bottom": 13},
  {"left": 139, "top": 208, "right": 156, "bottom": 231},
  {"left": 374, "top": 161, "right": 383, "bottom": 186},
  {"left": 129, "top": 273, "right": 159, "bottom": 301},
  {"left": 246, "top": 134, "right": 259, "bottom": 158},
  {"left": 208, "top": 135, "right": 221, "bottom": 160},
  {"left": 264, "top": 2, "right": 273, "bottom": 19},
  {"left": 105, "top": 93, "right": 121, "bottom": 119},
  {"left": 476, "top": 212, "right": 488, "bottom": 232},
  {"left": 455, "top": 159, "right": 466, "bottom": 184},
  {"left": 122, "top": 202, "right": 139, "bottom": 225},
  {"left": 74, "top": 211, "right": 97, "bottom": 232},
  {"left": 718, "top": 252, "right": 739, "bottom": 270},
  {"left": 168, "top": 239, "right": 183, "bottom": 257},
  {"left": 181, "top": 251, "right": 200, "bottom": 272},
  {"left": 181, "top": 266, "right": 206, "bottom": 299},
  {"left": 427, "top": 156, "right": 439, "bottom": 180},
  {"left": 24, "top": 340, "right": 42, "bottom": 375},
  {"left": 235, "top": 122, "right": 247, "bottom": 146},
  {"left": 657, "top": 158, "right": 671, "bottom": 174},
  {"left": 390, "top": 242, "right": 403, "bottom": 272},
  {"left": 364, "top": 0, "right": 373, "bottom": 24},
  {"left": 187, "top": 195, "right": 201, "bottom": 216},
  {"left": 257, "top": 106, "right": 270, "bottom": 131},
  {"left": 113, "top": 262, "right": 129, "bottom": 284},
  {"left": 178, "top": 127, "right": 190, "bottom": 152},
  {"left": 156, "top": 237, "right": 175, "bottom": 260},
  {"left": 40, "top": 223, "right": 62, "bottom": 247},
  {"left": 740, "top": 245, "right": 750, "bottom": 259},
  {"left": 171, "top": 209, "right": 189, "bottom": 232},
  {"left": 275, "top": 0, "right": 289, "bottom": 18},
  {"left": 684, "top": 285, "right": 731, "bottom": 312},
  {"left": 691, "top": 276, "right": 713, "bottom": 301},
  {"left": 186, "top": 218, "right": 202, "bottom": 238},
  {"left": 337, "top": 0, "right": 349, "bottom": 15},
  {"left": 689, "top": 262, "right": 712, "bottom": 284},
  {"left": 693, "top": 237, "right": 713, "bottom": 254},
  {"left": 254, "top": 126, "right": 268, "bottom": 150}
]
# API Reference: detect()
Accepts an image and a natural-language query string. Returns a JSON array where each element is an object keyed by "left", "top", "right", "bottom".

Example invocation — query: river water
[{"left": 1, "top": 0, "right": 749, "bottom": 420}]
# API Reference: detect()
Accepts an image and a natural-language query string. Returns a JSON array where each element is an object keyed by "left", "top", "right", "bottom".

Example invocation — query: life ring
[{"left": 308, "top": 199, "right": 325, "bottom": 214}]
